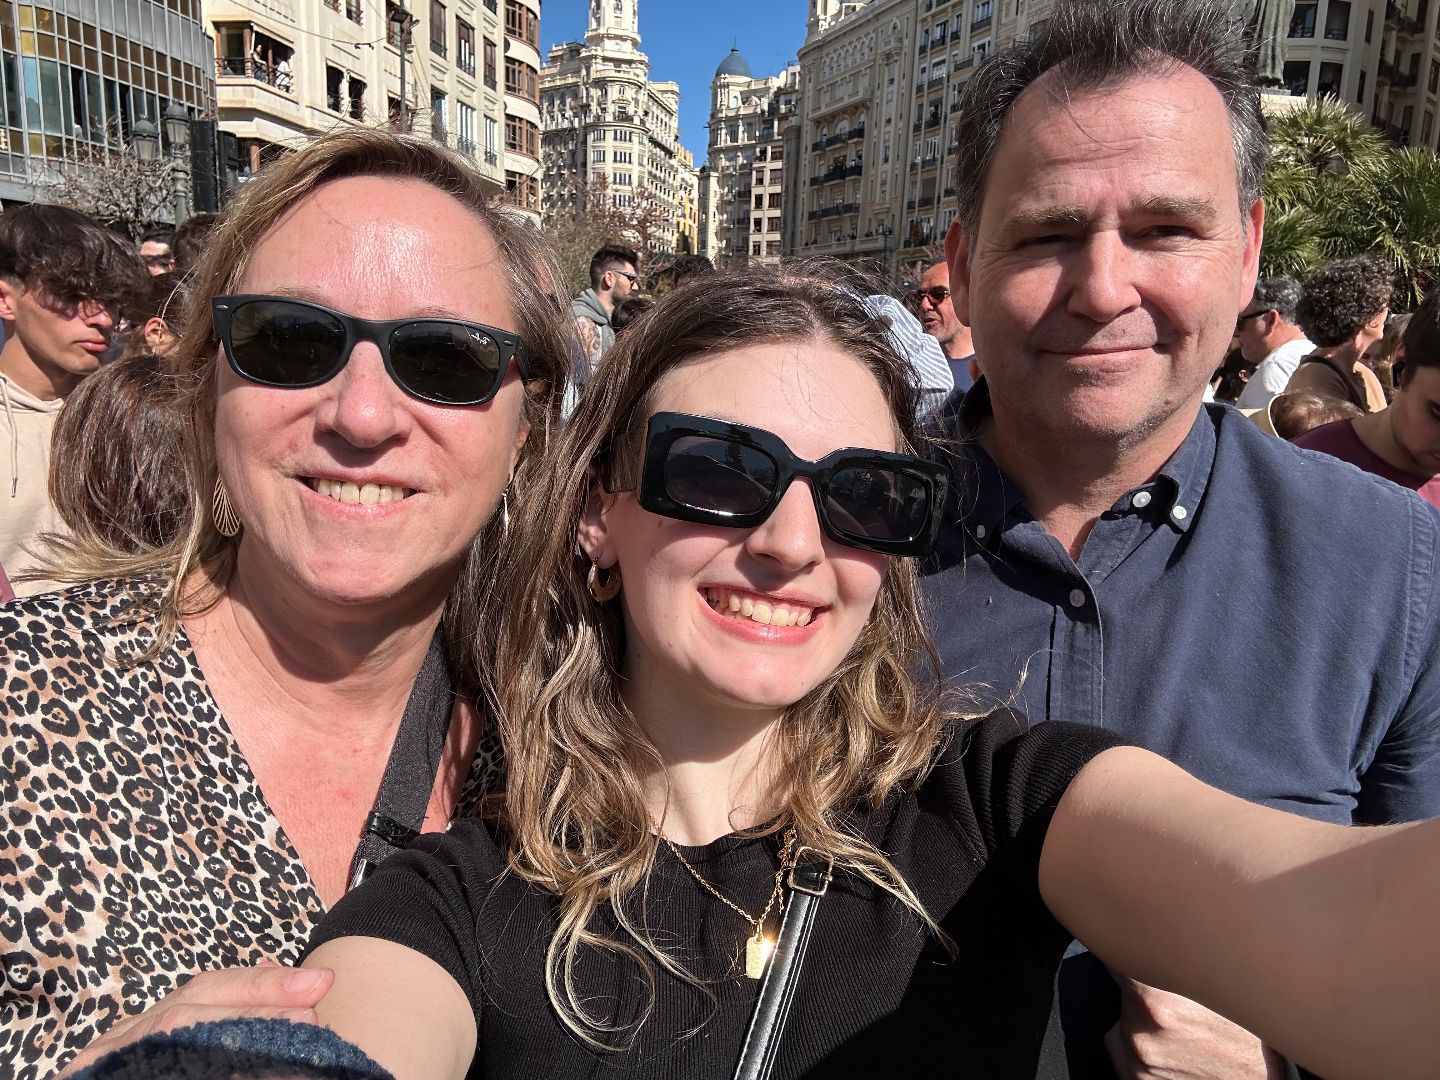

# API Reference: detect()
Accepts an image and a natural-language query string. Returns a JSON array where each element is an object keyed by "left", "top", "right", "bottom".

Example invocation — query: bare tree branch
[
  {"left": 34, "top": 138, "right": 176, "bottom": 241},
  {"left": 543, "top": 172, "right": 675, "bottom": 295}
]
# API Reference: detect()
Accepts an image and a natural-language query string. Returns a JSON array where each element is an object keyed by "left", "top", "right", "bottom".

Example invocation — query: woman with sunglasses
[
  {"left": 0, "top": 128, "right": 568, "bottom": 1079},
  {"left": 284, "top": 267, "right": 1437, "bottom": 1079}
]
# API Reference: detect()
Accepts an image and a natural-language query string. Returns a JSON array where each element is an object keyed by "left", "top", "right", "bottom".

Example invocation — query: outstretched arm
[
  {"left": 1040, "top": 746, "right": 1440, "bottom": 1080},
  {"left": 305, "top": 937, "right": 476, "bottom": 1080}
]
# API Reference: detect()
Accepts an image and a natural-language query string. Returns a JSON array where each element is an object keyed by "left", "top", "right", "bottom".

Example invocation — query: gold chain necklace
[{"left": 659, "top": 825, "right": 798, "bottom": 979}]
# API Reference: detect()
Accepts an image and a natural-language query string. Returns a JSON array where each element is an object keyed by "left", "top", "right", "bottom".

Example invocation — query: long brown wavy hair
[
  {"left": 476, "top": 263, "right": 966, "bottom": 1046},
  {"left": 36, "top": 128, "right": 571, "bottom": 691}
]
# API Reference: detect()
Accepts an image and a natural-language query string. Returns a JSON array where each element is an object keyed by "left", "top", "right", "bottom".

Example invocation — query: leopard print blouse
[{"left": 0, "top": 578, "right": 492, "bottom": 1079}]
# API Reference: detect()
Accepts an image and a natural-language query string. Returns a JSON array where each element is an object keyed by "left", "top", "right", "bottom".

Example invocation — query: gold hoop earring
[
  {"left": 212, "top": 477, "right": 242, "bottom": 538},
  {"left": 587, "top": 561, "right": 621, "bottom": 603}
]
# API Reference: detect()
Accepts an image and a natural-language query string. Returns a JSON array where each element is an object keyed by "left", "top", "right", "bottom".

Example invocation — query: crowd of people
[{"left": 2, "top": 2, "right": 1440, "bottom": 1079}]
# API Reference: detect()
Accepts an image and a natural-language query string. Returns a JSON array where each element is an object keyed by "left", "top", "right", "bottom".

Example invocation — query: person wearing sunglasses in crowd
[
  {"left": 0, "top": 127, "right": 569, "bottom": 1079},
  {"left": 906, "top": 260, "right": 976, "bottom": 397},
  {"left": 183, "top": 266, "right": 1433, "bottom": 1080}
]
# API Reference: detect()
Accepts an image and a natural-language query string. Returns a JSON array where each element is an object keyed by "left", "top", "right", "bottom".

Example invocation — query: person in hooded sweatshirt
[
  {"left": 569, "top": 243, "right": 639, "bottom": 385},
  {"left": 0, "top": 204, "right": 144, "bottom": 597}
]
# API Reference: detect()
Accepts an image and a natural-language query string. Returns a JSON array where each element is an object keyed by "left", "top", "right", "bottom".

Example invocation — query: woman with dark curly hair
[{"left": 1285, "top": 256, "right": 1392, "bottom": 412}]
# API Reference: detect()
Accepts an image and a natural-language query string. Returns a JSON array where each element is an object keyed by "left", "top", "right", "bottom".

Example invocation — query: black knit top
[{"left": 310, "top": 713, "right": 1124, "bottom": 1078}]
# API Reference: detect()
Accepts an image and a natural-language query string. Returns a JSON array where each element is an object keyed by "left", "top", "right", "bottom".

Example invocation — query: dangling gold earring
[
  {"left": 212, "top": 477, "right": 242, "bottom": 538},
  {"left": 501, "top": 487, "right": 511, "bottom": 532},
  {"left": 587, "top": 561, "right": 621, "bottom": 602}
]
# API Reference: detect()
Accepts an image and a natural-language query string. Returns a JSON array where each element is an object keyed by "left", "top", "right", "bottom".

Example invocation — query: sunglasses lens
[
  {"left": 825, "top": 465, "right": 932, "bottom": 543},
  {"left": 390, "top": 322, "right": 504, "bottom": 405},
  {"left": 228, "top": 300, "right": 347, "bottom": 386},
  {"left": 663, "top": 435, "right": 777, "bottom": 516}
]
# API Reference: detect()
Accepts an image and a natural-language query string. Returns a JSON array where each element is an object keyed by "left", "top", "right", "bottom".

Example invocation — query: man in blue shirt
[{"left": 922, "top": 1, "right": 1440, "bottom": 1077}]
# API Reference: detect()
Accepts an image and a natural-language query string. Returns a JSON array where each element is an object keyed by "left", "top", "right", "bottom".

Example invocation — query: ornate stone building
[
  {"left": 794, "top": 0, "right": 1042, "bottom": 277},
  {"left": 539, "top": 0, "right": 687, "bottom": 258},
  {"left": 207, "top": 0, "right": 539, "bottom": 217},
  {"left": 698, "top": 48, "right": 800, "bottom": 268},
  {"left": 1279, "top": 0, "right": 1440, "bottom": 151}
]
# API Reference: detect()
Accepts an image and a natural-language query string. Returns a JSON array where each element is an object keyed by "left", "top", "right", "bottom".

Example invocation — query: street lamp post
[
  {"left": 163, "top": 103, "right": 192, "bottom": 223},
  {"left": 131, "top": 119, "right": 160, "bottom": 162}
]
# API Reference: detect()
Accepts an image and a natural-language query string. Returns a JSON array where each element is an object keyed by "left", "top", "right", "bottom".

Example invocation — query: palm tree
[{"left": 1260, "top": 97, "right": 1440, "bottom": 308}]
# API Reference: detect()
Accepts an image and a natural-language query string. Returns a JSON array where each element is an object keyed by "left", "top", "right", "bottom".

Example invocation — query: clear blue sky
[{"left": 540, "top": 1, "right": 808, "bottom": 161}]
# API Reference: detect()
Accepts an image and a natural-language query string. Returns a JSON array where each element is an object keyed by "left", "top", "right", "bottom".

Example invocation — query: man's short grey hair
[
  {"left": 1249, "top": 276, "right": 1302, "bottom": 321},
  {"left": 952, "top": 0, "right": 1269, "bottom": 240}
]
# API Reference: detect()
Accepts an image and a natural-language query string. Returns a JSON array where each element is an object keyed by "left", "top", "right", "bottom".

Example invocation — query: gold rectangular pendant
[{"left": 745, "top": 934, "right": 773, "bottom": 979}]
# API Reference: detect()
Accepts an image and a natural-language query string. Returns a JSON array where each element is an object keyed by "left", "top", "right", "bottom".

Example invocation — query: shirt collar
[
  {"left": 946, "top": 379, "right": 1218, "bottom": 536},
  {"left": 1150, "top": 407, "right": 1217, "bottom": 533}
]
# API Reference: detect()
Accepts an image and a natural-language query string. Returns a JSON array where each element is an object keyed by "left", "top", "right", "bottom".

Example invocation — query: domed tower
[
  {"left": 715, "top": 46, "right": 754, "bottom": 81},
  {"left": 712, "top": 46, "right": 755, "bottom": 110}
]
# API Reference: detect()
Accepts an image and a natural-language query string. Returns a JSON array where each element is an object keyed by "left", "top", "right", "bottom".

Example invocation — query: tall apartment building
[
  {"left": 699, "top": 49, "right": 800, "bottom": 268},
  {"left": 795, "top": 0, "right": 1041, "bottom": 278},
  {"left": 675, "top": 143, "right": 698, "bottom": 254},
  {"left": 1280, "top": 0, "right": 1440, "bottom": 150},
  {"left": 207, "top": 0, "right": 540, "bottom": 218},
  {"left": 538, "top": 0, "right": 687, "bottom": 258},
  {"left": 0, "top": 0, "right": 213, "bottom": 205}
]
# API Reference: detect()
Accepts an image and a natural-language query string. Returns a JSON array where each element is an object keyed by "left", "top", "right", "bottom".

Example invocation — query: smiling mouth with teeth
[
  {"left": 306, "top": 477, "right": 414, "bottom": 505},
  {"left": 704, "top": 587, "right": 816, "bottom": 628}
]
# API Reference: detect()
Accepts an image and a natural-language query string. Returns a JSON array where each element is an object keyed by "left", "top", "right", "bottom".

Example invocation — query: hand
[
  {"left": 55, "top": 964, "right": 335, "bottom": 1078},
  {"left": 1105, "top": 976, "right": 1286, "bottom": 1080}
]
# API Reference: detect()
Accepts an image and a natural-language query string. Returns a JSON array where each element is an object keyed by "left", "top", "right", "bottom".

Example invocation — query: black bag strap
[
  {"left": 732, "top": 846, "right": 835, "bottom": 1080},
  {"left": 346, "top": 630, "right": 454, "bottom": 891}
]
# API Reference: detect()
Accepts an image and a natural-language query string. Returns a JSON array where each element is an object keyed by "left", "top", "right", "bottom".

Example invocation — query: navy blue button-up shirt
[{"left": 922, "top": 382, "right": 1440, "bottom": 826}]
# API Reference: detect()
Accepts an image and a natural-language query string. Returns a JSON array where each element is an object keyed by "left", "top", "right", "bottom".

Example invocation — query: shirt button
[
  {"left": 1171, "top": 504, "right": 1188, "bottom": 522},
  {"left": 1132, "top": 491, "right": 1152, "bottom": 509},
  {"left": 1068, "top": 588, "right": 1087, "bottom": 608},
  {"left": 974, "top": 524, "right": 987, "bottom": 539}
]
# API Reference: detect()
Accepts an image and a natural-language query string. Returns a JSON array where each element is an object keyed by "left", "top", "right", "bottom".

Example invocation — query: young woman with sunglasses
[
  {"left": 290, "top": 267, "right": 1438, "bottom": 1080},
  {"left": 0, "top": 129, "right": 569, "bottom": 1079}
]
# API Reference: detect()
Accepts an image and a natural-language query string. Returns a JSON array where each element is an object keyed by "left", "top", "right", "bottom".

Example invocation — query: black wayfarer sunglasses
[
  {"left": 609, "top": 411, "right": 950, "bottom": 557},
  {"left": 212, "top": 295, "right": 531, "bottom": 407}
]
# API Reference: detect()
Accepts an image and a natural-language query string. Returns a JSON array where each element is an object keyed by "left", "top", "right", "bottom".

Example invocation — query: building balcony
[
  {"left": 1377, "top": 58, "right": 1414, "bottom": 85},
  {"left": 1385, "top": 0, "right": 1421, "bottom": 32},
  {"left": 800, "top": 233, "right": 888, "bottom": 258},
  {"left": 972, "top": 14, "right": 992, "bottom": 32},
  {"left": 216, "top": 55, "right": 296, "bottom": 98},
  {"left": 809, "top": 161, "right": 863, "bottom": 186}
]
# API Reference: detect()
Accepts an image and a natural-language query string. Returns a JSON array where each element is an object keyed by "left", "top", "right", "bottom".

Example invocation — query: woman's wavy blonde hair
[
  {"left": 476, "top": 262, "right": 966, "bottom": 1047},
  {"left": 38, "top": 127, "right": 570, "bottom": 690}
]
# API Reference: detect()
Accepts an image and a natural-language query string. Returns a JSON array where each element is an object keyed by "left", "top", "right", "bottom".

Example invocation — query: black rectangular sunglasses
[
  {"left": 212, "top": 295, "right": 530, "bottom": 407},
  {"left": 611, "top": 411, "right": 950, "bottom": 557}
]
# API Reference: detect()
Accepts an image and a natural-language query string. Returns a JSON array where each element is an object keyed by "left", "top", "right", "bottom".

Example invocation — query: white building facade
[
  {"left": 700, "top": 49, "right": 800, "bottom": 268},
  {"left": 206, "top": 0, "right": 539, "bottom": 217},
  {"left": 539, "top": 0, "right": 687, "bottom": 257}
]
